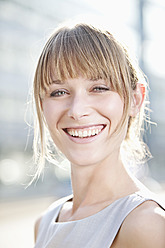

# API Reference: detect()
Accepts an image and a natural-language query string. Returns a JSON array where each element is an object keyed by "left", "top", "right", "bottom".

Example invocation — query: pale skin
[{"left": 35, "top": 77, "right": 165, "bottom": 247}]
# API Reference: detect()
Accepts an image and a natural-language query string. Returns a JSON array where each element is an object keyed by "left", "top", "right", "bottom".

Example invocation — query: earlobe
[{"left": 129, "top": 83, "right": 145, "bottom": 117}]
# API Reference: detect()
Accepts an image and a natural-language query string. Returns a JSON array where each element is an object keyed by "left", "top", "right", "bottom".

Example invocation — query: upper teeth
[{"left": 66, "top": 127, "right": 103, "bottom": 138}]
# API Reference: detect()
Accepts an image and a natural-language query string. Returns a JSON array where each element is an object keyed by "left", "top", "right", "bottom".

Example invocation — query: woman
[{"left": 33, "top": 23, "right": 165, "bottom": 247}]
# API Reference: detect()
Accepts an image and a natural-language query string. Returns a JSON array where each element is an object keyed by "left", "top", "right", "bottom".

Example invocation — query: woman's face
[{"left": 42, "top": 77, "right": 128, "bottom": 167}]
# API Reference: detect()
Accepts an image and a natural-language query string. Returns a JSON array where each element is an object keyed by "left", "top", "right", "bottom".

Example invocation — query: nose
[{"left": 67, "top": 94, "right": 89, "bottom": 120}]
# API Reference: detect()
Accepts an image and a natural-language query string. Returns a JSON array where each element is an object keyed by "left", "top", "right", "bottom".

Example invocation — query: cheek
[
  {"left": 42, "top": 100, "right": 60, "bottom": 130},
  {"left": 99, "top": 94, "right": 124, "bottom": 123},
  {"left": 42, "top": 101, "right": 52, "bottom": 123}
]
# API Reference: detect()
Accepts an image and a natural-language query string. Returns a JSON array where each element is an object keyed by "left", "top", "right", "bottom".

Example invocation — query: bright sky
[{"left": 82, "top": 0, "right": 165, "bottom": 78}]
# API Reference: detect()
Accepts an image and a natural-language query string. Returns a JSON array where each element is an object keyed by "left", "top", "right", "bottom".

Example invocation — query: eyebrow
[{"left": 51, "top": 80, "right": 64, "bottom": 85}]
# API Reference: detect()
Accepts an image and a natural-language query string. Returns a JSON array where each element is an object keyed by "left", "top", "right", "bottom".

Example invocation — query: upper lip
[{"left": 62, "top": 124, "right": 106, "bottom": 130}]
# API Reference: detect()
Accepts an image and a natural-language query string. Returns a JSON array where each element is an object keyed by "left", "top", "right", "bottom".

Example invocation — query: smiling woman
[
  {"left": 34, "top": 23, "right": 147, "bottom": 171},
  {"left": 32, "top": 23, "right": 165, "bottom": 248}
]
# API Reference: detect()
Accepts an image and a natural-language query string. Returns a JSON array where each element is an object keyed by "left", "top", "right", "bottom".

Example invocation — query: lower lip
[{"left": 64, "top": 127, "right": 106, "bottom": 144}]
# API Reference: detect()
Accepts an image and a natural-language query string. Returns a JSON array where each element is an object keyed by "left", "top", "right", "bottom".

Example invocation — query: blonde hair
[{"left": 32, "top": 23, "right": 151, "bottom": 180}]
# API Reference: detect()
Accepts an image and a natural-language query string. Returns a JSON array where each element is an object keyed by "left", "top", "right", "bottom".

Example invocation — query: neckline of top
[{"left": 53, "top": 190, "right": 145, "bottom": 225}]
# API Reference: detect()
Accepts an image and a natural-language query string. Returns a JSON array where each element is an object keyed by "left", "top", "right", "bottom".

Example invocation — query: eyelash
[
  {"left": 92, "top": 86, "right": 110, "bottom": 92},
  {"left": 50, "top": 86, "right": 110, "bottom": 97},
  {"left": 50, "top": 90, "right": 68, "bottom": 97}
]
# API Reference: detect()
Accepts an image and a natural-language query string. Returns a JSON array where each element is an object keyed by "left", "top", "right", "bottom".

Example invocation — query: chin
[{"left": 65, "top": 152, "right": 104, "bottom": 168}]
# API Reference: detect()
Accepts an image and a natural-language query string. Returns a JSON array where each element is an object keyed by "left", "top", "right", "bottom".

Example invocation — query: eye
[
  {"left": 92, "top": 86, "right": 110, "bottom": 92},
  {"left": 50, "top": 89, "right": 68, "bottom": 97}
]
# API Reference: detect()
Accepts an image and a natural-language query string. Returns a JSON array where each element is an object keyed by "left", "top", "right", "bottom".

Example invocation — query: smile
[{"left": 63, "top": 125, "right": 106, "bottom": 138}]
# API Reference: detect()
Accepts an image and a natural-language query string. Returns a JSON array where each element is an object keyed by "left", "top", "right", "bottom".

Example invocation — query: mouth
[{"left": 63, "top": 125, "right": 106, "bottom": 139}]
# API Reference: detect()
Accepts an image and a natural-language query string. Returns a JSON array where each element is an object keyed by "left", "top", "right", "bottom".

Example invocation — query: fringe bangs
[{"left": 42, "top": 25, "right": 128, "bottom": 95}]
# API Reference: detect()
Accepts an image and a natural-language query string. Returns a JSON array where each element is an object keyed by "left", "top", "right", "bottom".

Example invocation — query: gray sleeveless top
[{"left": 34, "top": 190, "right": 165, "bottom": 248}]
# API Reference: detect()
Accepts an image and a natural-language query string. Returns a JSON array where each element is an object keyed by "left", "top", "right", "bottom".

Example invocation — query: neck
[{"left": 70, "top": 154, "right": 138, "bottom": 211}]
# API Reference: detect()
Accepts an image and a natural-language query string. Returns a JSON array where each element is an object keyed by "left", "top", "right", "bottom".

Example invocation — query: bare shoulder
[{"left": 118, "top": 201, "right": 165, "bottom": 248}]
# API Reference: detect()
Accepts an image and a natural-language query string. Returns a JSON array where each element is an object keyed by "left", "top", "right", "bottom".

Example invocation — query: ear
[{"left": 129, "top": 83, "right": 145, "bottom": 117}]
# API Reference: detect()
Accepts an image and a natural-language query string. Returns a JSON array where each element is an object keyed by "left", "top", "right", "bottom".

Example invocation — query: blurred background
[{"left": 0, "top": 0, "right": 165, "bottom": 247}]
